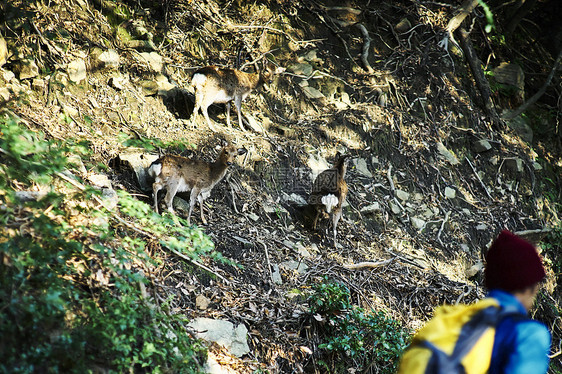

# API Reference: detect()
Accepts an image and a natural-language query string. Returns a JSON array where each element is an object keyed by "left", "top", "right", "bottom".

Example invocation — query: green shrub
[
  {"left": 309, "top": 280, "right": 410, "bottom": 373},
  {"left": 0, "top": 114, "right": 209, "bottom": 373}
]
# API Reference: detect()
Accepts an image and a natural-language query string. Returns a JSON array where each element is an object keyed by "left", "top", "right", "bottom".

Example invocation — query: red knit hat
[{"left": 484, "top": 230, "right": 546, "bottom": 292}]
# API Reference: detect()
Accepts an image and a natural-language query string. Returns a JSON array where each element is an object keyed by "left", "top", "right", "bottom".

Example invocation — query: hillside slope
[{"left": 1, "top": 0, "right": 561, "bottom": 372}]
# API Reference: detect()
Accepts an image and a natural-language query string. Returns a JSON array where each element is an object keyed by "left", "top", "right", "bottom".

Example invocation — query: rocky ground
[{"left": 1, "top": 0, "right": 561, "bottom": 372}]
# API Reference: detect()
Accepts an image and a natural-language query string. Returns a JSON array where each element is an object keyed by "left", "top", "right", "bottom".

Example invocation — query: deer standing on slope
[
  {"left": 308, "top": 154, "right": 351, "bottom": 246},
  {"left": 148, "top": 140, "right": 247, "bottom": 225},
  {"left": 190, "top": 62, "right": 282, "bottom": 132}
]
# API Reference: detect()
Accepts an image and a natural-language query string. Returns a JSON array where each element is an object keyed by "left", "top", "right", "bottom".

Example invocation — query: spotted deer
[
  {"left": 148, "top": 140, "right": 247, "bottom": 225},
  {"left": 190, "top": 62, "right": 283, "bottom": 132},
  {"left": 308, "top": 154, "right": 351, "bottom": 246}
]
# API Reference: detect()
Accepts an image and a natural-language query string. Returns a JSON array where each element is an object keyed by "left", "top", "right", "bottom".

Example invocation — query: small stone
[
  {"left": 395, "top": 18, "right": 412, "bottom": 33},
  {"left": 0, "top": 37, "right": 7, "bottom": 67},
  {"left": 3, "top": 70, "right": 15, "bottom": 82},
  {"left": 280, "top": 260, "right": 308, "bottom": 274},
  {"left": 302, "top": 86, "right": 324, "bottom": 99},
  {"left": 390, "top": 201, "right": 402, "bottom": 214},
  {"left": 353, "top": 158, "right": 373, "bottom": 178},
  {"left": 289, "top": 62, "right": 313, "bottom": 76},
  {"left": 196, "top": 294, "right": 210, "bottom": 310},
  {"left": 16, "top": 59, "right": 39, "bottom": 80},
  {"left": 247, "top": 212, "right": 259, "bottom": 221},
  {"left": 437, "top": 142, "right": 459, "bottom": 165},
  {"left": 504, "top": 158, "right": 523, "bottom": 173},
  {"left": 98, "top": 49, "right": 120, "bottom": 70},
  {"left": 476, "top": 224, "right": 487, "bottom": 231},
  {"left": 532, "top": 161, "right": 542, "bottom": 171},
  {"left": 67, "top": 58, "right": 87, "bottom": 82},
  {"left": 138, "top": 51, "right": 163, "bottom": 73},
  {"left": 87, "top": 173, "right": 112, "bottom": 189},
  {"left": 395, "top": 189, "right": 410, "bottom": 201},
  {"left": 466, "top": 262, "right": 484, "bottom": 278},
  {"left": 361, "top": 202, "right": 381, "bottom": 214},
  {"left": 410, "top": 216, "right": 426, "bottom": 230},
  {"left": 444, "top": 187, "right": 456, "bottom": 199},
  {"left": 473, "top": 139, "right": 492, "bottom": 153},
  {"left": 0, "top": 87, "right": 10, "bottom": 102},
  {"left": 272, "top": 264, "right": 282, "bottom": 284}
]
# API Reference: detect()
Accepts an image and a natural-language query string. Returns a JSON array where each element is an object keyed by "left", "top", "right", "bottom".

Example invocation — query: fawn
[
  {"left": 190, "top": 62, "right": 282, "bottom": 132},
  {"left": 148, "top": 140, "right": 247, "bottom": 225},
  {"left": 308, "top": 154, "right": 350, "bottom": 246}
]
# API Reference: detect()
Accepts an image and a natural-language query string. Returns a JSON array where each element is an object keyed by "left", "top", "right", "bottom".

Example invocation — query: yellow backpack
[{"left": 397, "top": 298, "right": 524, "bottom": 374}]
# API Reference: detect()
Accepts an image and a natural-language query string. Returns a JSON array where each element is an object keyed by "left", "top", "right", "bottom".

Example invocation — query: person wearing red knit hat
[{"left": 486, "top": 230, "right": 551, "bottom": 374}]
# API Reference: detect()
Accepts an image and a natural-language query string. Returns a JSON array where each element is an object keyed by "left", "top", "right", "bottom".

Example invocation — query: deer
[
  {"left": 190, "top": 61, "right": 283, "bottom": 132},
  {"left": 308, "top": 154, "right": 351, "bottom": 246},
  {"left": 147, "top": 140, "right": 247, "bottom": 225}
]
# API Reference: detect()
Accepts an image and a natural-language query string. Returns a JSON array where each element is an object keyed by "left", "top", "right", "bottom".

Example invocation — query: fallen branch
[
  {"left": 356, "top": 23, "right": 374, "bottom": 74},
  {"left": 465, "top": 157, "right": 492, "bottom": 199},
  {"left": 456, "top": 27, "right": 499, "bottom": 124},
  {"left": 343, "top": 258, "right": 394, "bottom": 270},
  {"left": 436, "top": 210, "right": 451, "bottom": 246}
]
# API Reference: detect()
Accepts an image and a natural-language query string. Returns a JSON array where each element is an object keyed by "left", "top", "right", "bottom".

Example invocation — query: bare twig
[
  {"left": 343, "top": 258, "right": 394, "bottom": 270},
  {"left": 465, "top": 157, "right": 492, "bottom": 199}
]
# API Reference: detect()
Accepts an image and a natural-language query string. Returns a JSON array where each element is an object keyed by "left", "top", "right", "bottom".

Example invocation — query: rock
[
  {"left": 247, "top": 212, "right": 259, "bottom": 221},
  {"left": 476, "top": 223, "right": 487, "bottom": 231},
  {"left": 280, "top": 260, "right": 308, "bottom": 274},
  {"left": 138, "top": 51, "right": 163, "bottom": 73},
  {"left": 395, "top": 18, "right": 412, "bottom": 33},
  {"left": 473, "top": 139, "right": 492, "bottom": 153},
  {"left": 505, "top": 113, "right": 533, "bottom": 143},
  {"left": 301, "top": 86, "right": 324, "bottom": 99},
  {"left": 389, "top": 201, "right": 402, "bottom": 214},
  {"left": 31, "top": 78, "right": 45, "bottom": 91},
  {"left": 308, "top": 153, "right": 329, "bottom": 181},
  {"left": 444, "top": 187, "right": 456, "bottom": 199},
  {"left": 116, "top": 149, "right": 160, "bottom": 191},
  {"left": 271, "top": 264, "right": 283, "bottom": 284},
  {"left": 289, "top": 62, "right": 313, "bottom": 76},
  {"left": 282, "top": 239, "right": 295, "bottom": 249},
  {"left": 98, "top": 49, "right": 120, "bottom": 70},
  {"left": 395, "top": 189, "right": 410, "bottom": 201},
  {"left": 0, "top": 87, "right": 10, "bottom": 102},
  {"left": 295, "top": 242, "right": 312, "bottom": 257},
  {"left": 493, "top": 62, "right": 524, "bottom": 101},
  {"left": 361, "top": 202, "right": 381, "bottom": 214},
  {"left": 155, "top": 74, "right": 177, "bottom": 97},
  {"left": 196, "top": 294, "right": 210, "bottom": 310},
  {"left": 3, "top": 70, "right": 15, "bottom": 82},
  {"left": 109, "top": 74, "right": 128, "bottom": 90},
  {"left": 67, "top": 58, "right": 87, "bottom": 83},
  {"left": 15, "top": 59, "right": 39, "bottom": 80},
  {"left": 532, "top": 161, "right": 542, "bottom": 171},
  {"left": 466, "top": 261, "right": 484, "bottom": 278},
  {"left": 87, "top": 173, "right": 112, "bottom": 189},
  {"left": 410, "top": 216, "right": 426, "bottom": 230},
  {"left": 0, "top": 37, "right": 7, "bottom": 67},
  {"left": 188, "top": 318, "right": 250, "bottom": 357},
  {"left": 100, "top": 187, "right": 119, "bottom": 210},
  {"left": 353, "top": 158, "right": 373, "bottom": 178},
  {"left": 504, "top": 157, "right": 523, "bottom": 173},
  {"left": 281, "top": 192, "right": 308, "bottom": 206},
  {"left": 139, "top": 80, "right": 159, "bottom": 96},
  {"left": 244, "top": 114, "right": 266, "bottom": 133},
  {"left": 436, "top": 142, "right": 460, "bottom": 165}
]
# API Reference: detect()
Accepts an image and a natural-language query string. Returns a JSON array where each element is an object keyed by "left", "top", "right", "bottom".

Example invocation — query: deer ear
[{"left": 237, "top": 148, "right": 248, "bottom": 155}]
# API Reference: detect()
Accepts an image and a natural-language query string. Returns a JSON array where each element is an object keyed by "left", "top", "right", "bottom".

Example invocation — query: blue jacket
[{"left": 488, "top": 289, "right": 551, "bottom": 374}]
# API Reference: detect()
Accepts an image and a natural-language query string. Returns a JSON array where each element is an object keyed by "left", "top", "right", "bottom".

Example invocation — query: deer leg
[
  {"left": 234, "top": 96, "right": 246, "bottom": 131},
  {"left": 312, "top": 207, "right": 321, "bottom": 231},
  {"left": 201, "top": 103, "right": 217, "bottom": 132},
  {"left": 152, "top": 181, "right": 163, "bottom": 214},
  {"left": 188, "top": 187, "right": 201, "bottom": 225},
  {"left": 226, "top": 102, "right": 232, "bottom": 128},
  {"left": 332, "top": 209, "right": 342, "bottom": 246},
  {"left": 197, "top": 193, "right": 207, "bottom": 225},
  {"left": 163, "top": 181, "right": 181, "bottom": 215},
  {"left": 191, "top": 93, "right": 201, "bottom": 125}
]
